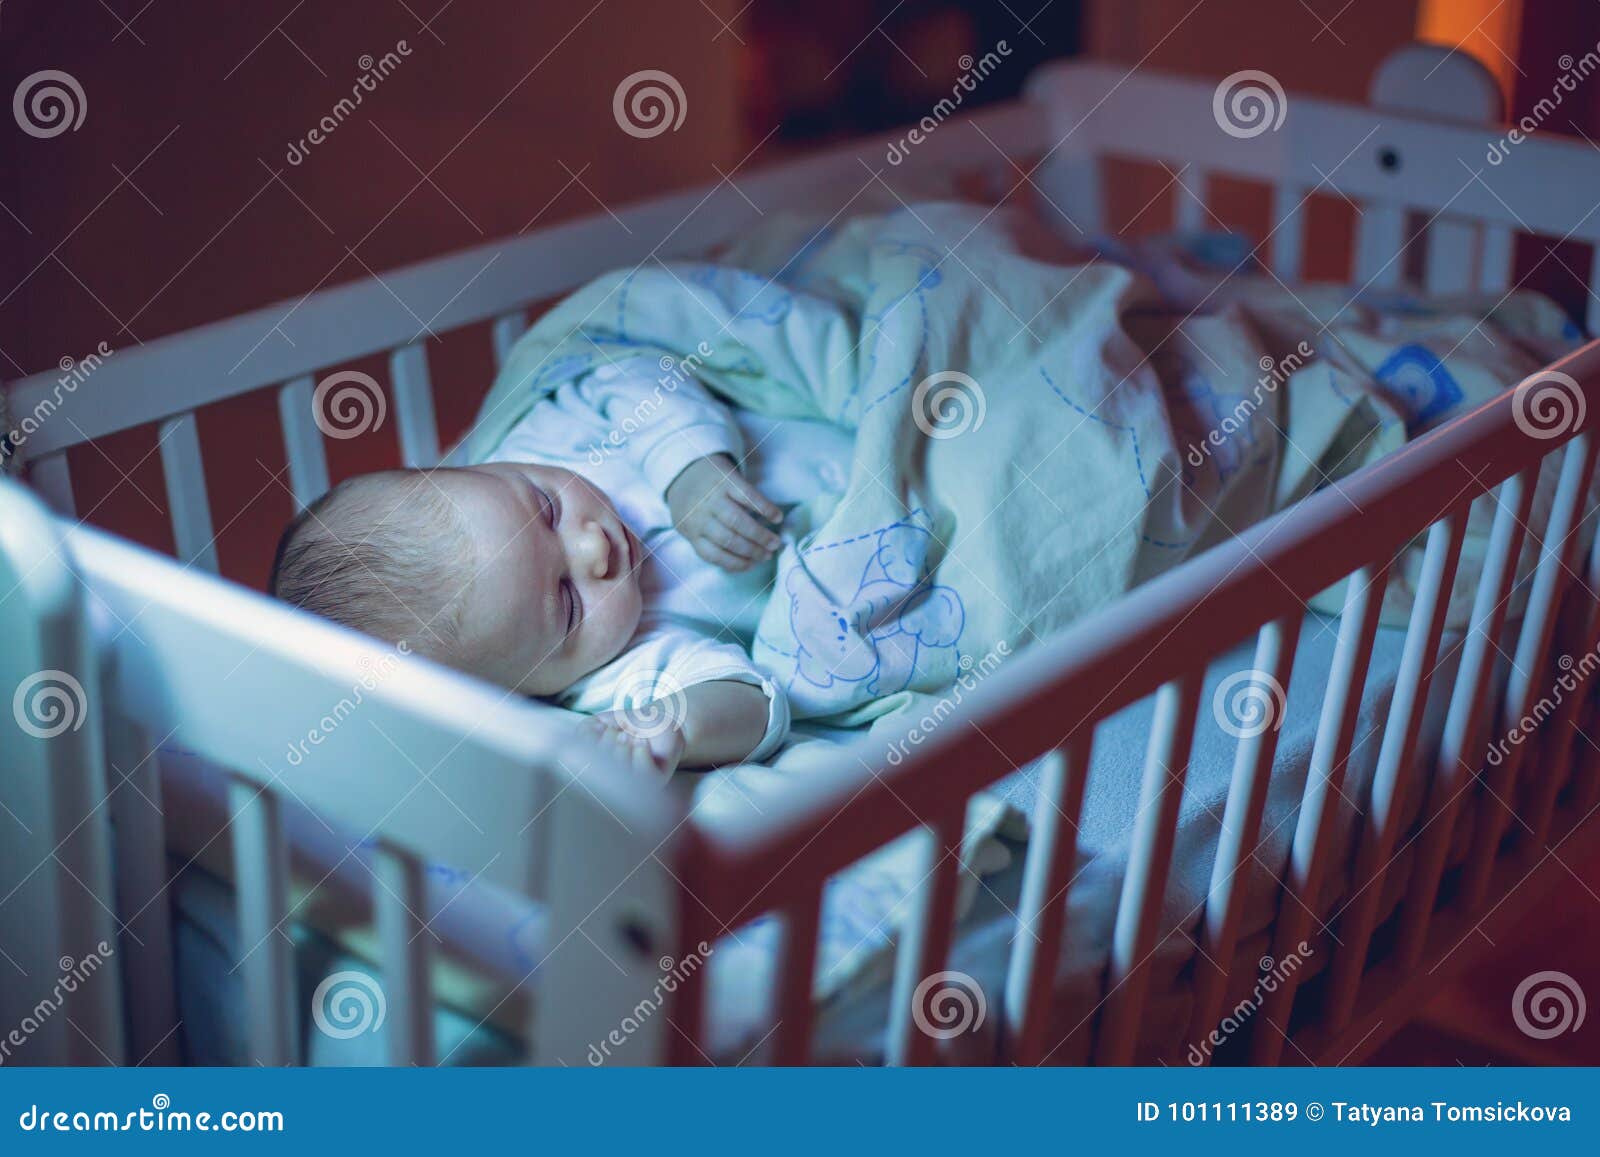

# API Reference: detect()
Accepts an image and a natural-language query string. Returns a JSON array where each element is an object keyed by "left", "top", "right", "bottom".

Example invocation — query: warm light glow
[{"left": 1417, "top": 0, "right": 1521, "bottom": 97}]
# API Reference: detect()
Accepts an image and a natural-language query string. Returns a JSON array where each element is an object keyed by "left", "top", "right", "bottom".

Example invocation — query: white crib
[{"left": 6, "top": 43, "right": 1600, "bottom": 1067}]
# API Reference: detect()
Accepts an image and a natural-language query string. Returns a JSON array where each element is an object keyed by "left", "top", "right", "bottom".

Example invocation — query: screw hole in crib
[
  {"left": 620, "top": 917, "right": 657, "bottom": 958},
  {"left": 1377, "top": 146, "right": 1401, "bottom": 172}
]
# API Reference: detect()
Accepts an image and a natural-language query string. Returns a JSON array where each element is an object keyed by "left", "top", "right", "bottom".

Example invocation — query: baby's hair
[{"left": 270, "top": 470, "right": 471, "bottom": 660}]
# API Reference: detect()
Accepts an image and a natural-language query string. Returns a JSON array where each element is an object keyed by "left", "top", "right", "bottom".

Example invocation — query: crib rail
[{"left": 661, "top": 338, "right": 1600, "bottom": 1064}]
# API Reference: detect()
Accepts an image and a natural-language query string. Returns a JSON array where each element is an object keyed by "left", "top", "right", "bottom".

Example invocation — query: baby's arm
[
  {"left": 591, "top": 678, "right": 771, "bottom": 773},
  {"left": 568, "top": 629, "right": 791, "bottom": 776},
  {"left": 574, "top": 363, "right": 746, "bottom": 494},
  {"left": 677, "top": 679, "right": 773, "bottom": 766}
]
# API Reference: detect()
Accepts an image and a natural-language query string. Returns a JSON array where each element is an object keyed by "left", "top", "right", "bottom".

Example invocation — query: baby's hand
[
  {"left": 586, "top": 712, "right": 685, "bottom": 778},
  {"left": 665, "top": 454, "right": 783, "bottom": 572}
]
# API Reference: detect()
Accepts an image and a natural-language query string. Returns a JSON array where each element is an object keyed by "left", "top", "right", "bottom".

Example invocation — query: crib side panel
[
  {"left": 48, "top": 516, "right": 683, "bottom": 1066},
  {"left": 679, "top": 334, "right": 1600, "bottom": 1067}
]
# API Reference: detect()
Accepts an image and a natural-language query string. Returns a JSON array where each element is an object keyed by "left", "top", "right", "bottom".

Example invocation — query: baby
[{"left": 271, "top": 357, "right": 852, "bottom": 777}]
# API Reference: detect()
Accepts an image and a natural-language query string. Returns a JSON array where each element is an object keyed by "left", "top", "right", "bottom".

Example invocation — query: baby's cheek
[
  {"left": 614, "top": 575, "right": 645, "bottom": 641},
  {"left": 587, "top": 578, "right": 644, "bottom": 671},
  {"left": 500, "top": 625, "right": 553, "bottom": 689}
]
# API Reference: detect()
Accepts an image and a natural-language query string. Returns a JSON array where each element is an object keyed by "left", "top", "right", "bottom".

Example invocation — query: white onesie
[{"left": 487, "top": 358, "right": 852, "bottom": 760}]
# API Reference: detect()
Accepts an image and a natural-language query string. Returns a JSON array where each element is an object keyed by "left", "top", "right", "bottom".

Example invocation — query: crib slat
[
  {"left": 1270, "top": 183, "right": 1305, "bottom": 283},
  {"left": 492, "top": 310, "right": 528, "bottom": 369},
  {"left": 103, "top": 702, "right": 180, "bottom": 1064},
  {"left": 28, "top": 450, "right": 77, "bottom": 517},
  {"left": 389, "top": 344, "right": 441, "bottom": 468},
  {"left": 1478, "top": 224, "right": 1514, "bottom": 293},
  {"left": 1396, "top": 473, "right": 1536, "bottom": 970},
  {"left": 277, "top": 375, "right": 331, "bottom": 512},
  {"left": 1323, "top": 509, "right": 1467, "bottom": 1031},
  {"left": 1174, "top": 169, "right": 1207, "bottom": 233},
  {"left": 1504, "top": 436, "right": 1597, "bottom": 719},
  {"left": 769, "top": 891, "right": 822, "bottom": 1065},
  {"left": 1569, "top": 701, "right": 1600, "bottom": 816},
  {"left": 1589, "top": 247, "right": 1600, "bottom": 337},
  {"left": 1354, "top": 201, "right": 1405, "bottom": 288},
  {"left": 886, "top": 810, "right": 966, "bottom": 1066},
  {"left": 1462, "top": 435, "right": 1598, "bottom": 909},
  {"left": 1006, "top": 738, "right": 1093, "bottom": 1065},
  {"left": 1424, "top": 219, "right": 1478, "bottom": 294},
  {"left": 229, "top": 779, "right": 297, "bottom": 1066},
  {"left": 158, "top": 411, "right": 219, "bottom": 572},
  {"left": 663, "top": 902, "right": 715, "bottom": 1065},
  {"left": 523, "top": 771, "right": 554, "bottom": 906},
  {"left": 1095, "top": 674, "right": 1200, "bottom": 1065},
  {"left": 1186, "top": 615, "right": 1302, "bottom": 1063},
  {"left": 374, "top": 847, "right": 435, "bottom": 1065},
  {"left": 1525, "top": 510, "right": 1600, "bottom": 844},
  {"left": 1045, "top": 150, "right": 1104, "bottom": 237},
  {"left": 1250, "top": 563, "right": 1389, "bottom": 1065}
]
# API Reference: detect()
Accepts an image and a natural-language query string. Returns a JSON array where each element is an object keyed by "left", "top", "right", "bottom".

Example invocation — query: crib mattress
[{"left": 163, "top": 604, "right": 1491, "bottom": 1065}]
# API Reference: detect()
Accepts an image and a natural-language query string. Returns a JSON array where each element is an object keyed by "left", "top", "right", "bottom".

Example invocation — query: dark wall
[{"left": 2, "top": 0, "right": 744, "bottom": 584}]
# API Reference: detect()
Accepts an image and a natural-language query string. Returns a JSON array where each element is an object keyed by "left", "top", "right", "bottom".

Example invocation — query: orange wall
[{"left": 1418, "top": 0, "right": 1521, "bottom": 95}]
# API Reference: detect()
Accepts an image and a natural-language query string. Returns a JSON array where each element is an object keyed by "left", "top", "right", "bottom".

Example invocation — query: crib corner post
[
  {"left": 530, "top": 759, "right": 689, "bottom": 1067},
  {"left": 1022, "top": 66, "right": 1104, "bottom": 239},
  {"left": 0, "top": 480, "right": 125, "bottom": 1064}
]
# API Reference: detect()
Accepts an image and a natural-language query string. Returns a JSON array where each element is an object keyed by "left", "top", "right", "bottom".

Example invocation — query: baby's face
[{"left": 440, "top": 462, "right": 643, "bottom": 696}]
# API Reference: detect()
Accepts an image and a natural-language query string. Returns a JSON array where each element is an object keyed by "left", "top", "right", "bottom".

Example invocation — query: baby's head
[{"left": 271, "top": 463, "right": 643, "bottom": 696}]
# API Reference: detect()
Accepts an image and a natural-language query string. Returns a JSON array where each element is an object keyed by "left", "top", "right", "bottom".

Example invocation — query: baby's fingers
[
  {"left": 695, "top": 514, "right": 765, "bottom": 563},
  {"left": 692, "top": 535, "right": 756, "bottom": 572},
  {"left": 599, "top": 726, "right": 660, "bottom": 778},
  {"left": 643, "top": 726, "right": 684, "bottom": 776},
  {"left": 626, "top": 737, "right": 662, "bottom": 777},
  {"left": 713, "top": 499, "right": 781, "bottom": 555},
  {"left": 722, "top": 474, "right": 784, "bottom": 526}
]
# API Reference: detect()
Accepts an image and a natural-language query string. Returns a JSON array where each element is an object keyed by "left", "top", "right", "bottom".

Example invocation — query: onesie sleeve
[{"left": 570, "top": 361, "right": 745, "bottom": 497}]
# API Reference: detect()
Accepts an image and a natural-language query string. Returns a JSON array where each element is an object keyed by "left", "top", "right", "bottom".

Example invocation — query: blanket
[{"left": 468, "top": 203, "right": 1582, "bottom": 727}]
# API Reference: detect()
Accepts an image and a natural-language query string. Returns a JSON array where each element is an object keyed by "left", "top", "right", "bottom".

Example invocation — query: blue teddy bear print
[{"left": 780, "top": 518, "right": 965, "bottom": 711}]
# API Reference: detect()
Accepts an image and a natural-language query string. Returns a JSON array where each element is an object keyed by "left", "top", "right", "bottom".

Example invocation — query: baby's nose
[{"left": 575, "top": 521, "right": 613, "bottom": 580}]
